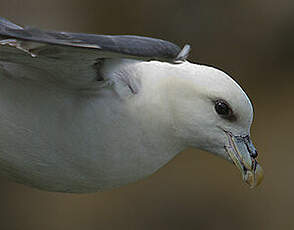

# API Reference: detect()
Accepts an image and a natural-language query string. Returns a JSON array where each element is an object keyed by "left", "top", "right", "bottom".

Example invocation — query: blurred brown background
[{"left": 0, "top": 0, "right": 293, "bottom": 229}]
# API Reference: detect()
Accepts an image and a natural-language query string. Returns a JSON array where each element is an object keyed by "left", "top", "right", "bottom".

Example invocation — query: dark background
[{"left": 0, "top": 0, "right": 293, "bottom": 229}]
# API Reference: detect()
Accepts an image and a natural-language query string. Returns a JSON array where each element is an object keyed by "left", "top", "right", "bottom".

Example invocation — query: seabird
[{"left": 0, "top": 17, "right": 263, "bottom": 193}]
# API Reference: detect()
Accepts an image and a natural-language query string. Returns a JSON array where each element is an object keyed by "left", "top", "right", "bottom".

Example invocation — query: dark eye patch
[{"left": 214, "top": 99, "right": 237, "bottom": 121}]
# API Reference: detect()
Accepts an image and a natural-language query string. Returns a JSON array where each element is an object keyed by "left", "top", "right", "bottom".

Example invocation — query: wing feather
[
  {"left": 0, "top": 17, "right": 188, "bottom": 88},
  {"left": 0, "top": 17, "right": 182, "bottom": 61}
]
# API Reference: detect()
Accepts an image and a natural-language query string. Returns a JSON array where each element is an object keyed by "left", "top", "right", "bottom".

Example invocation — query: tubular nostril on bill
[
  {"left": 251, "top": 150, "right": 258, "bottom": 159},
  {"left": 243, "top": 135, "right": 258, "bottom": 159}
]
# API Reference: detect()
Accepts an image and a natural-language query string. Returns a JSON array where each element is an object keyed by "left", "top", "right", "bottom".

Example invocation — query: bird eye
[{"left": 214, "top": 99, "right": 232, "bottom": 117}]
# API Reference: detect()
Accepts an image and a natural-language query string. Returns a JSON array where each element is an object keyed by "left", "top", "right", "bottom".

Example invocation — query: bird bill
[{"left": 225, "top": 132, "right": 264, "bottom": 188}]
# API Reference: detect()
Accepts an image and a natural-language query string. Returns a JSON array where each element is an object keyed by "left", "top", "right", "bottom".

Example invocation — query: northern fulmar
[{"left": 0, "top": 17, "right": 263, "bottom": 193}]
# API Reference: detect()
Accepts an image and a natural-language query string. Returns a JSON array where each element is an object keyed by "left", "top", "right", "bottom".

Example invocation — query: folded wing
[{"left": 0, "top": 17, "right": 187, "bottom": 88}]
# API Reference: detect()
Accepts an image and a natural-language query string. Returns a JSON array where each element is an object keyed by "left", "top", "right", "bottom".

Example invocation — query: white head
[{"left": 162, "top": 61, "right": 263, "bottom": 188}]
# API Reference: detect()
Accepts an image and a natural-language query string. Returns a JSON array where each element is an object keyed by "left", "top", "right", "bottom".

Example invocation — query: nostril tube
[
  {"left": 243, "top": 135, "right": 258, "bottom": 159},
  {"left": 251, "top": 150, "right": 258, "bottom": 159}
]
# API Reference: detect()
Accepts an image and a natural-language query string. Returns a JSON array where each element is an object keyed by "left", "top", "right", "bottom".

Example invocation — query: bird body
[
  {"left": 0, "top": 18, "right": 263, "bottom": 193},
  {"left": 0, "top": 58, "right": 188, "bottom": 192}
]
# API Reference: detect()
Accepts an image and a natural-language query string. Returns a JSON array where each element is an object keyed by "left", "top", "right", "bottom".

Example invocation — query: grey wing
[{"left": 0, "top": 17, "right": 189, "bottom": 87}]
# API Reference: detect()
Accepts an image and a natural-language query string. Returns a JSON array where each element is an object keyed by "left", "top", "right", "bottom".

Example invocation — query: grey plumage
[{"left": 0, "top": 17, "right": 185, "bottom": 62}]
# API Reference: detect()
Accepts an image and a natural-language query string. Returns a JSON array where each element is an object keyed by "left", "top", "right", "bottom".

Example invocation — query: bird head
[{"left": 167, "top": 62, "right": 263, "bottom": 188}]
